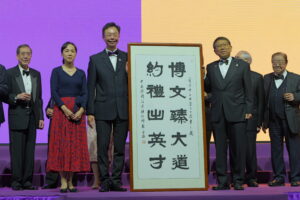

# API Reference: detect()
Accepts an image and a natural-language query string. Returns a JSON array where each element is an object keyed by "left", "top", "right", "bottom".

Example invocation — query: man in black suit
[
  {"left": 0, "top": 64, "right": 8, "bottom": 125},
  {"left": 6, "top": 44, "right": 44, "bottom": 190},
  {"left": 205, "top": 37, "right": 253, "bottom": 190},
  {"left": 87, "top": 22, "right": 128, "bottom": 192},
  {"left": 235, "top": 51, "right": 264, "bottom": 187},
  {"left": 263, "top": 52, "right": 300, "bottom": 187}
]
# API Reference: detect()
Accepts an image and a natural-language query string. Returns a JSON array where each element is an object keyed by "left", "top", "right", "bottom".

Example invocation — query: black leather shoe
[
  {"left": 23, "top": 185, "right": 38, "bottom": 190},
  {"left": 12, "top": 186, "right": 23, "bottom": 191},
  {"left": 268, "top": 178, "right": 285, "bottom": 186},
  {"left": 68, "top": 187, "right": 78, "bottom": 192},
  {"left": 212, "top": 184, "right": 230, "bottom": 190},
  {"left": 99, "top": 184, "right": 110, "bottom": 192},
  {"left": 42, "top": 184, "right": 57, "bottom": 189},
  {"left": 291, "top": 181, "right": 300, "bottom": 187},
  {"left": 233, "top": 183, "right": 244, "bottom": 190},
  {"left": 110, "top": 185, "right": 127, "bottom": 192},
  {"left": 247, "top": 180, "right": 259, "bottom": 187},
  {"left": 60, "top": 188, "right": 68, "bottom": 193}
]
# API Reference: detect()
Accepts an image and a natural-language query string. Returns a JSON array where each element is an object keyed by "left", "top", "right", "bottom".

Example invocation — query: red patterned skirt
[{"left": 47, "top": 97, "right": 90, "bottom": 172}]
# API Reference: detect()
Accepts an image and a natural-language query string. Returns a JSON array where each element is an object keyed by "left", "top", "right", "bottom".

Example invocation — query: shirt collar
[
  {"left": 18, "top": 65, "right": 30, "bottom": 74},
  {"left": 105, "top": 48, "right": 118, "bottom": 53},
  {"left": 282, "top": 70, "right": 287, "bottom": 78}
]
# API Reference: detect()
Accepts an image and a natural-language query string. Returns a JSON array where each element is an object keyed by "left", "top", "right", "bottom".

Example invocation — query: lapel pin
[{"left": 119, "top": 58, "right": 122, "bottom": 62}]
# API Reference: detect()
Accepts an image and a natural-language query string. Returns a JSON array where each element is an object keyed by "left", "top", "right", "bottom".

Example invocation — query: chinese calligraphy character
[
  {"left": 170, "top": 109, "right": 188, "bottom": 124},
  {"left": 149, "top": 154, "right": 166, "bottom": 169},
  {"left": 172, "top": 155, "right": 189, "bottom": 170},
  {"left": 148, "top": 109, "right": 164, "bottom": 120},
  {"left": 171, "top": 132, "right": 187, "bottom": 146},
  {"left": 170, "top": 86, "right": 186, "bottom": 98},
  {"left": 147, "top": 61, "right": 163, "bottom": 77},
  {"left": 148, "top": 132, "right": 166, "bottom": 148},
  {"left": 147, "top": 85, "right": 165, "bottom": 98},
  {"left": 169, "top": 62, "right": 186, "bottom": 77}
]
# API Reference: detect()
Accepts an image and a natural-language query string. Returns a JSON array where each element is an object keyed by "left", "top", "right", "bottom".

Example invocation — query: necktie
[
  {"left": 23, "top": 70, "right": 30, "bottom": 76},
  {"left": 107, "top": 50, "right": 119, "bottom": 56},
  {"left": 219, "top": 59, "right": 229, "bottom": 65},
  {"left": 274, "top": 74, "right": 284, "bottom": 80}
]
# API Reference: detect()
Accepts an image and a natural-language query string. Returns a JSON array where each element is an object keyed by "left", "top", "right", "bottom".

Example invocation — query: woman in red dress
[{"left": 47, "top": 42, "right": 90, "bottom": 193}]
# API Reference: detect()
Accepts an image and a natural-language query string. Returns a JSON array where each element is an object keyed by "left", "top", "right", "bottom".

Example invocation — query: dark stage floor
[{"left": 0, "top": 185, "right": 299, "bottom": 200}]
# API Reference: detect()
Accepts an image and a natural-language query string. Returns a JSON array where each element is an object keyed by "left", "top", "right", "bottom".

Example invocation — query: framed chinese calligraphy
[{"left": 128, "top": 43, "right": 207, "bottom": 191}]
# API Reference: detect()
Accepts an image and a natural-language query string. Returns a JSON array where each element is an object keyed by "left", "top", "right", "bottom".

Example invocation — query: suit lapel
[
  {"left": 213, "top": 62, "right": 224, "bottom": 89},
  {"left": 14, "top": 67, "right": 26, "bottom": 93},
  {"left": 115, "top": 52, "right": 124, "bottom": 73},
  {"left": 223, "top": 58, "right": 238, "bottom": 86},
  {"left": 101, "top": 50, "right": 115, "bottom": 73},
  {"left": 30, "top": 72, "right": 37, "bottom": 102}
]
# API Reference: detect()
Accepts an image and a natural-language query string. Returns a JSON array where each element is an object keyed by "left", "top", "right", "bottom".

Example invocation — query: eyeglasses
[
  {"left": 272, "top": 60, "right": 286, "bottom": 65},
  {"left": 215, "top": 43, "right": 230, "bottom": 49},
  {"left": 19, "top": 52, "right": 32, "bottom": 56}
]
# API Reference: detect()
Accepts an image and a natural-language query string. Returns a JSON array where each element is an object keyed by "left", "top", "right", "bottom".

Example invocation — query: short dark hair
[
  {"left": 102, "top": 22, "right": 120, "bottom": 37},
  {"left": 213, "top": 36, "right": 231, "bottom": 49},
  {"left": 16, "top": 44, "right": 32, "bottom": 55},
  {"left": 272, "top": 52, "right": 288, "bottom": 64},
  {"left": 61, "top": 41, "right": 77, "bottom": 53},
  {"left": 61, "top": 41, "right": 77, "bottom": 64}
]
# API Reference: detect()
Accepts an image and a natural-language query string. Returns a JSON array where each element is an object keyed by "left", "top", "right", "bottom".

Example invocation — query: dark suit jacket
[
  {"left": 205, "top": 57, "right": 253, "bottom": 122},
  {"left": 246, "top": 71, "right": 264, "bottom": 132},
  {"left": 0, "top": 64, "right": 8, "bottom": 124},
  {"left": 263, "top": 71, "right": 300, "bottom": 134},
  {"left": 6, "top": 66, "right": 44, "bottom": 130},
  {"left": 87, "top": 49, "right": 128, "bottom": 120}
]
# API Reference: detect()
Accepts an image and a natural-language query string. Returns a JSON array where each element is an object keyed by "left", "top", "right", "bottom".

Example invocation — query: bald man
[{"left": 235, "top": 51, "right": 264, "bottom": 187}]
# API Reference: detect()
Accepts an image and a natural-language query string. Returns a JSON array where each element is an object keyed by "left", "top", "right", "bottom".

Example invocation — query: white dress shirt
[
  {"left": 18, "top": 65, "right": 32, "bottom": 94},
  {"left": 274, "top": 70, "right": 287, "bottom": 89},
  {"left": 106, "top": 49, "right": 118, "bottom": 71},
  {"left": 219, "top": 57, "right": 233, "bottom": 79}
]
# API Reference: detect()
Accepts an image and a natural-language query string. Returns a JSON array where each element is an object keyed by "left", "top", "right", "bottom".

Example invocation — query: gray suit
[
  {"left": 6, "top": 66, "right": 43, "bottom": 187},
  {"left": 263, "top": 71, "right": 300, "bottom": 181},
  {"left": 245, "top": 71, "right": 264, "bottom": 181},
  {"left": 87, "top": 49, "right": 128, "bottom": 186},
  {"left": 205, "top": 57, "right": 253, "bottom": 185}
]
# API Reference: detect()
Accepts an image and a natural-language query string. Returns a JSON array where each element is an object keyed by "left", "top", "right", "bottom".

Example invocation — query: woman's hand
[
  {"left": 61, "top": 105, "right": 75, "bottom": 120},
  {"left": 72, "top": 107, "right": 85, "bottom": 121}
]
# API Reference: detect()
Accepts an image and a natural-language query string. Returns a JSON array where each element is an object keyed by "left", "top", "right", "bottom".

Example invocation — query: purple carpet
[
  {"left": 0, "top": 143, "right": 291, "bottom": 186},
  {"left": 0, "top": 143, "right": 297, "bottom": 199},
  {"left": 0, "top": 185, "right": 298, "bottom": 200}
]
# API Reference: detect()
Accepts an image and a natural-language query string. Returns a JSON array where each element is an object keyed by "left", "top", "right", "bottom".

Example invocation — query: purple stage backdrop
[{"left": 0, "top": 0, "right": 141, "bottom": 143}]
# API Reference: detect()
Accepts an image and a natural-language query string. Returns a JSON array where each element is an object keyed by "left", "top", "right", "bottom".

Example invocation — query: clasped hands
[{"left": 61, "top": 105, "right": 84, "bottom": 121}]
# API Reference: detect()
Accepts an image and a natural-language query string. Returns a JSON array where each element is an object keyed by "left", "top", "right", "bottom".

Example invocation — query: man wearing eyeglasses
[
  {"left": 205, "top": 37, "right": 253, "bottom": 190},
  {"left": 87, "top": 22, "right": 128, "bottom": 192},
  {"left": 235, "top": 51, "right": 264, "bottom": 187},
  {"left": 6, "top": 44, "right": 44, "bottom": 190},
  {"left": 263, "top": 52, "right": 300, "bottom": 187}
]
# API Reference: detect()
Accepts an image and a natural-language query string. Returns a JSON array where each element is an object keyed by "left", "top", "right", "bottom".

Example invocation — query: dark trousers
[
  {"left": 212, "top": 113, "right": 246, "bottom": 185},
  {"left": 269, "top": 117, "right": 300, "bottom": 181},
  {"left": 206, "top": 119, "right": 213, "bottom": 174},
  {"left": 9, "top": 114, "right": 36, "bottom": 187},
  {"left": 45, "top": 119, "right": 59, "bottom": 186},
  {"left": 245, "top": 131, "right": 257, "bottom": 181},
  {"left": 45, "top": 172, "right": 59, "bottom": 186},
  {"left": 96, "top": 117, "right": 128, "bottom": 186}
]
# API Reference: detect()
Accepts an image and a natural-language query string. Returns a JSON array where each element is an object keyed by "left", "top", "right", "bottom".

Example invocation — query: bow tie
[
  {"left": 107, "top": 50, "right": 119, "bottom": 56},
  {"left": 23, "top": 70, "right": 30, "bottom": 76},
  {"left": 274, "top": 74, "right": 284, "bottom": 80},
  {"left": 219, "top": 59, "right": 229, "bottom": 65}
]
